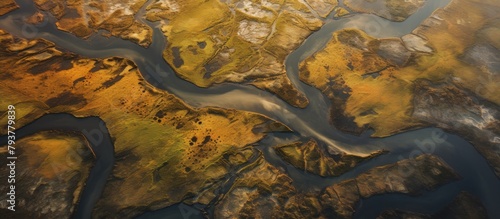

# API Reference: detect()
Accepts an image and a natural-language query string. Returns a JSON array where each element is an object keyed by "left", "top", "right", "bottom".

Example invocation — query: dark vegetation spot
[
  {"left": 203, "top": 61, "right": 223, "bottom": 79},
  {"left": 153, "top": 162, "right": 169, "bottom": 182},
  {"left": 191, "top": 136, "right": 197, "bottom": 142},
  {"left": 185, "top": 167, "right": 191, "bottom": 172},
  {"left": 101, "top": 74, "right": 124, "bottom": 89},
  {"left": 197, "top": 41, "right": 206, "bottom": 49},
  {"left": 359, "top": 109, "right": 378, "bottom": 116},
  {"left": 329, "top": 75, "right": 367, "bottom": 135},
  {"left": 27, "top": 54, "right": 74, "bottom": 74},
  {"left": 172, "top": 47, "right": 184, "bottom": 68},
  {"left": 72, "top": 77, "right": 86, "bottom": 86},
  {"left": 347, "top": 62, "right": 354, "bottom": 71},
  {"left": 207, "top": 108, "right": 227, "bottom": 116},
  {"left": 27, "top": 57, "right": 57, "bottom": 74},
  {"left": 202, "top": 136, "right": 211, "bottom": 145},
  {"left": 45, "top": 91, "right": 86, "bottom": 108},
  {"left": 90, "top": 61, "right": 104, "bottom": 72},
  {"left": 58, "top": 57, "right": 74, "bottom": 71},
  {"left": 155, "top": 110, "right": 165, "bottom": 118},
  {"left": 176, "top": 122, "right": 184, "bottom": 129},
  {"left": 0, "top": 72, "right": 12, "bottom": 80}
]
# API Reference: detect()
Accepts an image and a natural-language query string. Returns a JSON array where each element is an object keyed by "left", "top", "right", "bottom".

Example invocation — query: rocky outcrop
[
  {"left": 275, "top": 139, "right": 384, "bottom": 177},
  {"left": 215, "top": 154, "right": 459, "bottom": 219},
  {"left": 0, "top": 131, "right": 93, "bottom": 218},
  {"left": 299, "top": 0, "right": 500, "bottom": 182},
  {"left": 0, "top": 29, "right": 288, "bottom": 218},
  {"left": 145, "top": 0, "right": 337, "bottom": 108},
  {"left": 320, "top": 154, "right": 460, "bottom": 218},
  {"left": 33, "top": 0, "right": 152, "bottom": 46},
  {"left": 413, "top": 80, "right": 500, "bottom": 177},
  {"left": 214, "top": 156, "right": 306, "bottom": 218},
  {"left": 0, "top": 0, "right": 18, "bottom": 16}
]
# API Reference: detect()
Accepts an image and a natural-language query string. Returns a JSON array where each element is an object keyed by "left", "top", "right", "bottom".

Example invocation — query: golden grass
[
  {"left": 0, "top": 30, "right": 277, "bottom": 212},
  {"left": 300, "top": 0, "right": 500, "bottom": 137}
]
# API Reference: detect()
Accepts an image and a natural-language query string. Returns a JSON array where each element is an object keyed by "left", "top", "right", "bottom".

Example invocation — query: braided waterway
[{"left": 1, "top": 0, "right": 499, "bottom": 218}]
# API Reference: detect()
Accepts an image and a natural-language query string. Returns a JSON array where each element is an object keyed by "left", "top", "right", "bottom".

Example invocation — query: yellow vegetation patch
[
  {"left": 24, "top": 133, "right": 89, "bottom": 179},
  {"left": 300, "top": 0, "right": 500, "bottom": 137},
  {"left": 0, "top": 29, "right": 280, "bottom": 214},
  {"left": 300, "top": 29, "right": 419, "bottom": 136},
  {"left": 155, "top": 0, "right": 323, "bottom": 107}
]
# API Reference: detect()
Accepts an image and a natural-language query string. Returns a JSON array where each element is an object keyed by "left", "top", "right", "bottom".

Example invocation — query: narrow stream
[{"left": 1, "top": 0, "right": 499, "bottom": 218}]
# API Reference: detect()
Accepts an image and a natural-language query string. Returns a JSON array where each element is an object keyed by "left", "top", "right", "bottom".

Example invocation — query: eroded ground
[
  {"left": 145, "top": 0, "right": 331, "bottom": 108},
  {"left": 0, "top": 29, "right": 288, "bottom": 217},
  {"left": 33, "top": 0, "right": 152, "bottom": 46},
  {"left": 275, "top": 138, "right": 384, "bottom": 177},
  {"left": 215, "top": 154, "right": 459, "bottom": 218},
  {"left": 0, "top": 131, "right": 92, "bottom": 218},
  {"left": 300, "top": 0, "right": 500, "bottom": 176},
  {"left": 0, "top": 0, "right": 498, "bottom": 218}
]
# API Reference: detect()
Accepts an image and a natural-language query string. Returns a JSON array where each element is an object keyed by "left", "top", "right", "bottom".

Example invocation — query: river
[
  {"left": 0, "top": 114, "right": 114, "bottom": 219},
  {"left": 0, "top": 0, "right": 499, "bottom": 218}
]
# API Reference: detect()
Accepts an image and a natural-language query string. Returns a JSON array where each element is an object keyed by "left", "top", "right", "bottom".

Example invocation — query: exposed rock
[
  {"left": 33, "top": 0, "right": 152, "bottom": 46},
  {"left": 413, "top": 80, "right": 500, "bottom": 177},
  {"left": 1, "top": 0, "right": 499, "bottom": 218},
  {"left": 373, "top": 38, "right": 413, "bottom": 66},
  {"left": 237, "top": 20, "right": 272, "bottom": 44},
  {"left": 147, "top": 0, "right": 327, "bottom": 108},
  {"left": 215, "top": 156, "right": 301, "bottom": 218},
  {"left": 402, "top": 34, "right": 433, "bottom": 53},
  {"left": 320, "top": 154, "right": 460, "bottom": 218},
  {"left": 215, "top": 154, "right": 458, "bottom": 219},
  {"left": 22, "top": 0, "right": 388, "bottom": 110},
  {"left": 299, "top": 0, "right": 500, "bottom": 143},
  {"left": 0, "top": 131, "right": 93, "bottom": 218},
  {"left": 0, "top": 29, "right": 285, "bottom": 218},
  {"left": 344, "top": 0, "right": 426, "bottom": 21},
  {"left": 0, "top": 0, "right": 18, "bottom": 16},
  {"left": 275, "top": 139, "right": 385, "bottom": 177},
  {"left": 460, "top": 43, "right": 500, "bottom": 75}
]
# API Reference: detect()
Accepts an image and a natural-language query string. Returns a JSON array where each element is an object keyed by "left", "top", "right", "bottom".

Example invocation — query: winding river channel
[{"left": 1, "top": 0, "right": 500, "bottom": 218}]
